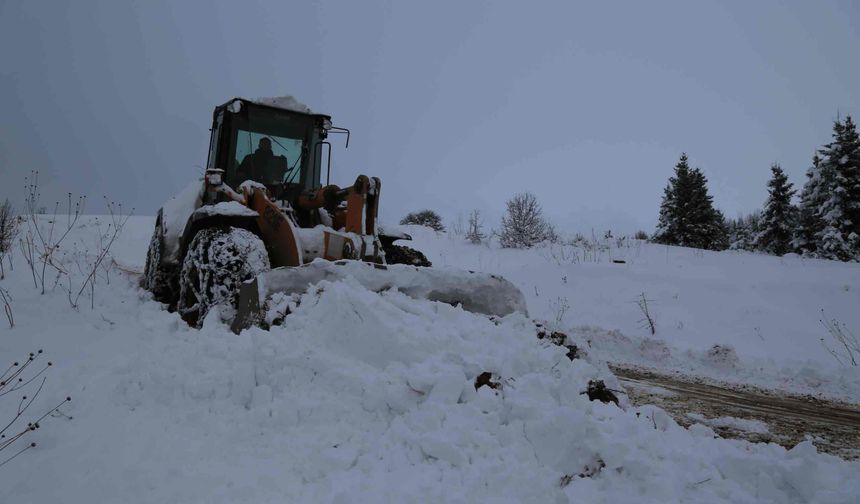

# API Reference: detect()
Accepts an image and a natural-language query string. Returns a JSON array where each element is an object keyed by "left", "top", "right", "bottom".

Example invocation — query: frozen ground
[
  {"left": 615, "top": 365, "right": 860, "bottom": 459},
  {"left": 1, "top": 216, "right": 859, "bottom": 503}
]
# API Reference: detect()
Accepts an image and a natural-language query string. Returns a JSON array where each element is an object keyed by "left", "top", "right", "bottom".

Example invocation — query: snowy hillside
[{"left": 1, "top": 216, "right": 859, "bottom": 503}]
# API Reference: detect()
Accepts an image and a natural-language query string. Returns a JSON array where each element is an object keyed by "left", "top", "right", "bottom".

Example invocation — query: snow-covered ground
[
  {"left": 1, "top": 216, "right": 859, "bottom": 503},
  {"left": 405, "top": 226, "right": 860, "bottom": 401}
]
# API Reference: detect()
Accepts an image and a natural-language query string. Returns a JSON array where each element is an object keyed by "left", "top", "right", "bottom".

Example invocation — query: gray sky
[{"left": 1, "top": 0, "right": 858, "bottom": 233}]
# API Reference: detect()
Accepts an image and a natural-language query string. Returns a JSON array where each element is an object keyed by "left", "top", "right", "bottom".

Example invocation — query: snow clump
[{"left": 254, "top": 95, "right": 314, "bottom": 114}]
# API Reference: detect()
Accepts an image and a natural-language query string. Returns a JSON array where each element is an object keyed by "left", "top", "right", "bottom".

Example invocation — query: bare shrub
[
  {"left": 541, "top": 229, "right": 641, "bottom": 265},
  {"left": 586, "top": 230, "right": 608, "bottom": 262},
  {"left": 545, "top": 223, "right": 559, "bottom": 244},
  {"left": 539, "top": 243, "right": 581, "bottom": 265},
  {"left": 450, "top": 213, "right": 465, "bottom": 236},
  {"left": 634, "top": 230, "right": 649, "bottom": 240},
  {"left": 18, "top": 172, "right": 133, "bottom": 308},
  {"left": 499, "top": 192, "right": 554, "bottom": 248},
  {"left": 819, "top": 310, "right": 858, "bottom": 366},
  {"left": 465, "top": 209, "right": 485, "bottom": 244},
  {"left": 60, "top": 199, "right": 132, "bottom": 309},
  {"left": 637, "top": 292, "right": 656, "bottom": 335},
  {"left": 400, "top": 209, "right": 444, "bottom": 231},
  {"left": 19, "top": 172, "right": 86, "bottom": 294},
  {"left": 0, "top": 350, "right": 72, "bottom": 470},
  {"left": 0, "top": 287, "right": 12, "bottom": 328},
  {"left": 547, "top": 230, "right": 609, "bottom": 263},
  {"left": 549, "top": 296, "right": 570, "bottom": 328},
  {"left": 0, "top": 199, "right": 19, "bottom": 280}
]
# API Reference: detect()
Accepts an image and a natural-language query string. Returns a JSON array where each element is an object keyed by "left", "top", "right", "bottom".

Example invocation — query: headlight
[
  {"left": 322, "top": 118, "right": 332, "bottom": 130},
  {"left": 206, "top": 169, "right": 224, "bottom": 186}
]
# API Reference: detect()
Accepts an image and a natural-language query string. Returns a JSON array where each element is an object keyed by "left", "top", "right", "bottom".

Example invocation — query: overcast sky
[{"left": 1, "top": 0, "right": 858, "bottom": 233}]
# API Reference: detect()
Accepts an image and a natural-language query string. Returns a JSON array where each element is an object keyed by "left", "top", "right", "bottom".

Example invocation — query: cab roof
[{"left": 215, "top": 96, "right": 331, "bottom": 120}]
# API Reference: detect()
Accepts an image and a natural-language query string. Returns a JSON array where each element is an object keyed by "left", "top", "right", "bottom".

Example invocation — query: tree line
[
  {"left": 654, "top": 115, "right": 860, "bottom": 262},
  {"left": 400, "top": 115, "right": 859, "bottom": 260},
  {"left": 401, "top": 192, "right": 557, "bottom": 249}
]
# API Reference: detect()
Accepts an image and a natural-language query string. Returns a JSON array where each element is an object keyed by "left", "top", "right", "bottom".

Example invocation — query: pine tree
[
  {"left": 654, "top": 154, "right": 692, "bottom": 245},
  {"left": 727, "top": 216, "right": 745, "bottom": 250},
  {"left": 811, "top": 116, "right": 860, "bottom": 261},
  {"left": 706, "top": 208, "right": 730, "bottom": 251},
  {"left": 792, "top": 155, "right": 824, "bottom": 255},
  {"left": 654, "top": 154, "right": 727, "bottom": 250},
  {"left": 729, "top": 212, "right": 761, "bottom": 251},
  {"left": 846, "top": 116, "right": 860, "bottom": 239},
  {"left": 753, "top": 164, "right": 797, "bottom": 255},
  {"left": 688, "top": 168, "right": 727, "bottom": 250},
  {"left": 654, "top": 180, "right": 676, "bottom": 243}
]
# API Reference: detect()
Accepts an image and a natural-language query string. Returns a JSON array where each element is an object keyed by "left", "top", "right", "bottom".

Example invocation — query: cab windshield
[
  {"left": 234, "top": 130, "right": 303, "bottom": 186},
  {"left": 220, "top": 103, "right": 317, "bottom": 191}
]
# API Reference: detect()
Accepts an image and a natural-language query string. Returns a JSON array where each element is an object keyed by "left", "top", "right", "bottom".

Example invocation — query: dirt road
[{"left": 610, "top": 364, "right": 860, "bottom": 459}]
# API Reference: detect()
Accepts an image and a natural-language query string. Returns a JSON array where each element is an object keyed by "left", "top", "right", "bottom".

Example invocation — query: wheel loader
[{"left": 143, "top": 97, "right": 526, "bottom": 332}]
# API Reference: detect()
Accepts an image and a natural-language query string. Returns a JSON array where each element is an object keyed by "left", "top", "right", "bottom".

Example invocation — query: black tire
[
  {"left": 382, "top": 244, "right": 432, "bottom": 267},
  {"left": 143, "top": 220, "right": 178, "bottom": 305},
  {"left": 177, "top": 227, "right": 270, "bottom": 327}
]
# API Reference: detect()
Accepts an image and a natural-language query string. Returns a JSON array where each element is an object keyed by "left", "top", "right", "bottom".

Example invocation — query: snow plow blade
[{"left": 231, "top": 260, "right": 528, "bottom": 333}]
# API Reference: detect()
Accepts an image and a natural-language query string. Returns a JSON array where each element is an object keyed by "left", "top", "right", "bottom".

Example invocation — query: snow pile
[
  {"left": 1, "top": 216, "right": 858, "bottom": 502},
  {"left": 192, "top": 200, "right": 258, "bottom": 218},
  {"left": 254, "top": 95, "right": 314, "bottom": 114},
  {"left": 571, "top": 326, "right": 860, "bottom": 402},
  {"left": 238, "top": 179, "right": 268, "bottom": 192},
  {"left": 258, "top": 259, "right": 528, "bottom": 319},
  {"left": 687, "top": 413, "right": 771, "bottom": 435}
]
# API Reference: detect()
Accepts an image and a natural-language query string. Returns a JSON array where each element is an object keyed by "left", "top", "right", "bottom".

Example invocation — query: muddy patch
[{"left": 612, "top": 364, "right": 860, "bottom": 459}]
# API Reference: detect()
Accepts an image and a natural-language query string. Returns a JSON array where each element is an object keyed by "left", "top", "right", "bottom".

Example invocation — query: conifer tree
[
  {"left": 654, "top": 154, "right": 727, "bottom": 250},
  {"left": 706, "top": 208, "right": 730, "bottom": 251},
  {"left": 688, "top": 168, "right": 727, "bottom": 250},
  {"left": 753, "top": 164, "right": 796, "bottom": 255},
  {"left": 792, "top": 155, "right": 824, "bottom": 255},
  {"left": 654, "top": 154, "right": 692, "bottom": 245},
  {"left": 729, "top": 212, "right": 761, "bottom": 251},
  {"left": 846, "top": 116, "right": 860, "bottom": 237},
  {"left": 655, "top": 181, "right": 677, "bottom": 243},
  {"left": 802, "top": 116, "right": 860, "bottom": 261},
  {"left": 727, "top": 216, "right": 745, "bottom": 250}
]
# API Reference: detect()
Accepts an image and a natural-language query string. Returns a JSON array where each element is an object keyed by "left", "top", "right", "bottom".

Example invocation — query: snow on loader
[{"left": 142, "top": 97, "right": 527, "bottom": 332}]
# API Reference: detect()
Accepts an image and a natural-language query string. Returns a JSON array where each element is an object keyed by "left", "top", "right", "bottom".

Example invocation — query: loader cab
[{"left": 206, "top": 98, "right": 332, "bottom": 200}]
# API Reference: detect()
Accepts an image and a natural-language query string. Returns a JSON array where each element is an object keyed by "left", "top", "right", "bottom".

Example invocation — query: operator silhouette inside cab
[{"left": 238, "top": 137, "right": 289, "bottom": 184}]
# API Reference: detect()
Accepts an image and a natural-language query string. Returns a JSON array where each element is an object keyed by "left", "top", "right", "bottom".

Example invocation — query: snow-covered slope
[{"left": 1, "top": 217, "right": 859, "bottom": 503}]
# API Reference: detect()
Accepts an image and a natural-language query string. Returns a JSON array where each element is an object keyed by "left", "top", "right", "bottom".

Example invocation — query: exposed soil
[
  {"left": 611, "top": 364, "right": 860, "bottom": 460},
  {"left": 382, "top": 244, "right": 432, "bottom": 267}
]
